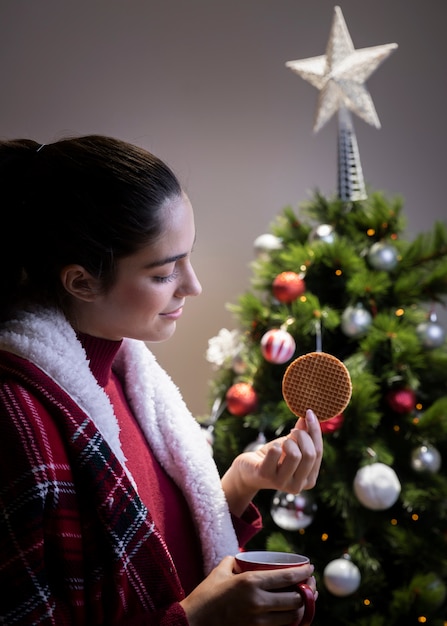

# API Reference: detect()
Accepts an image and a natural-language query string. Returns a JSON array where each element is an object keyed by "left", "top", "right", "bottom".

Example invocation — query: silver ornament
[
  {"left": 341, "top": 304, "right": 372, "bottom": 338},
  {"left": 201, "top": 426, "right": 214, "bottom": 455},
  {"left": 368, "top": 242, "right": 399, "bottom": 271},
  {"left": 411, "top": 444, "right": 442, "bottom": 473},
  {"left": 270, "top": 490, "right": 317, "bottom": 530},
  {"left": 244, "top": 432, "right": 266, "bottom": 452},
  {"left": 232, "top": 354, "right": 248, "bottom": 375},
  {"left": 309, "top": 224, "right": 336, "bottom": 244},
  {"left": 416, "top": 317, "right": 446, "bottom": 349}
]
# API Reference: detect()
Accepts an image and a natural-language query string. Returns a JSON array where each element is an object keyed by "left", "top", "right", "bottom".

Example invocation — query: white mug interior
[{"left": 235, "top": 551, "right": 309, "bottom": 566}]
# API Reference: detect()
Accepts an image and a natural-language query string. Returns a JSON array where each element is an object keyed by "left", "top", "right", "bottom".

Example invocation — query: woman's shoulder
[{"left": 0, "top": 355, "right": 74, "bottom": 493}]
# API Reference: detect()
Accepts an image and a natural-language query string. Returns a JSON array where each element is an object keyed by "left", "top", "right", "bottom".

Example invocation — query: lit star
[{"left": 286, "top": 6, "right": 398, "bottom": 132}]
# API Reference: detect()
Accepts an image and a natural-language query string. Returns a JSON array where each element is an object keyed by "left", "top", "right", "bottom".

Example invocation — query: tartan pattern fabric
[
  {"left": 0, "top": 351, "right": 186, "bottom": 625},
  {"left": 0, "top": 306, "right": 251, "bottom": 625}
]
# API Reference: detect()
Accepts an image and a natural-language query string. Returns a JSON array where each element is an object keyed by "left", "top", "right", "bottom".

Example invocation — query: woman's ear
[{"left": 60, "top": 265, "right": 100, "bottom": 302}]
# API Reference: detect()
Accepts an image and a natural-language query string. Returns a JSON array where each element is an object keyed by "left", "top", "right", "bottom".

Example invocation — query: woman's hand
[
  {"left": 180, "top": 556, "right": 317, "bottom": 626},
  {"left": 221, "top": 409, "right": 323, "bottom": 517}
]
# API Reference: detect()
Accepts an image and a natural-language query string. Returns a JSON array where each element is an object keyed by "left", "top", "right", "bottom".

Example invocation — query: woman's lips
[{"left": 161, "top": 306, "right": 184, "bottom": 320}]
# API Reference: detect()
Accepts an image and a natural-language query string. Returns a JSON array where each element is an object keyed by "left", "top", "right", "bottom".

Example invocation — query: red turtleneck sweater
[
  {"left": 79, "top": 333, "right": 203, "bottom": 594},
  {"left": 78, "top": 334, "right": 262, "bottom": 596}
]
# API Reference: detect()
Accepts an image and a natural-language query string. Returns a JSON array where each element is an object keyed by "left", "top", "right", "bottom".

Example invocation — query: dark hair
[{"left": 0, "top": 134, "right": 182, "bottom": 320}]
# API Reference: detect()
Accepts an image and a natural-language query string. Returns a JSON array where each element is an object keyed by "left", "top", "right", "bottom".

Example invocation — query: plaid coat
[{"left": 0, "top": 307, "right": 243, "bottom": 625}]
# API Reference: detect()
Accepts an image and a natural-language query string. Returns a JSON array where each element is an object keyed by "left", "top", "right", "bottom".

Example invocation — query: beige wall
[{"left": 1, "top": 0, "right": 446, "bottom": 417}]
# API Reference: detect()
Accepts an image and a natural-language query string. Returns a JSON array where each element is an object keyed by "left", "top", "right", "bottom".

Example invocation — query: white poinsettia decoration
[{"left": 206, "top": 328, "right": 243, "bottom": 369}]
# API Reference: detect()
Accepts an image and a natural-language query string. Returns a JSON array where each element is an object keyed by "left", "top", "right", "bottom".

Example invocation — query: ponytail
[{"left": 0, "top": 139, "right": 42, "bottom": 320}]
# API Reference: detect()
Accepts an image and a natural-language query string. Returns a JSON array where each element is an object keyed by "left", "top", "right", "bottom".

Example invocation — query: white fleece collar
[{"left": 0, "top": 306, "right": 239, "bottom": 574}]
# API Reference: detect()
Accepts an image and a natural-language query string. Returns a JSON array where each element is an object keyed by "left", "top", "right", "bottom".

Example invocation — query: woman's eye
[{"left": 153, "top": 268, "right": 180, "bottom": 283}]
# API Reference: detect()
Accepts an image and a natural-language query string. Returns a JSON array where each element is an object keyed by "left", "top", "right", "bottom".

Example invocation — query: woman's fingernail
[{"left": 306, "top": 409, "right": 316, "bottom": 421}]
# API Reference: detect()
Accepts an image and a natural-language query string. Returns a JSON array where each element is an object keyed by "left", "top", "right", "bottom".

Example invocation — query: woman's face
[{"left": 71, "top": 193, "right": 202, "bottom": 342}]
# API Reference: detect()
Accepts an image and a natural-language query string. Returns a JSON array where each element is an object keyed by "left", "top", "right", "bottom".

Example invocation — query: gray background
[{"left": 1, "top": 0, "right": 445, "bottom": 417}]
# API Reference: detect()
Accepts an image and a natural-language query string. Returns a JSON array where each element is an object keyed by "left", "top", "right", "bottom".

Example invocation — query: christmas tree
[{"left": 203, "top": 7, "right": 447, "bottom": 626}]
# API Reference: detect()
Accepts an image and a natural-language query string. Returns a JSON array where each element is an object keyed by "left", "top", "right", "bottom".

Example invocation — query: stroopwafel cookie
[{"left": 282, "top": 351, "right": 352, "bottom": 421}]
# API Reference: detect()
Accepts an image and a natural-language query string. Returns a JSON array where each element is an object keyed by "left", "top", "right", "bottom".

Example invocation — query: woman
[{"left": 0, "top": 135, "right": 323, "bottom": 625}]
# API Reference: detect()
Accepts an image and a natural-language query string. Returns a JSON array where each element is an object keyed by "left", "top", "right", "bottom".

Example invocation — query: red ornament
[
  {"left": 226, "top": 382, "right": 258, "bottom": 417},
  {"left": 320, "top": 413, "right": 344, "bottom": 434},
  {"left": 272, "top": 271, "right": 306, "bottom": 303},
  {"left": 261, "top": 328, "right": 296, "bottom": 364},
  {"left": 386, "top": 388, "right": 416, "bottom": 414}
]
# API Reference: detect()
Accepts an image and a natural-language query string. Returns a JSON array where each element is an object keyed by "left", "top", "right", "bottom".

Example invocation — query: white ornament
[
  {"left": 286, "top": 6, "right": 397, "bottom": 132},
  {"left": 323, "top": 557, "right": 361, "bottom": 596},
  {"left": 253, "top": 233, "right": 283, "bottom": 256},
  {"left": 353, "top": 462, "right": 401, "bottom": 510}
]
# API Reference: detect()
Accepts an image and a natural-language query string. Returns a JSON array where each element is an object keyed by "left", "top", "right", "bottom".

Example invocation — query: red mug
[{"left": 234, "top": 550, "right": 315, "bottom": 626}]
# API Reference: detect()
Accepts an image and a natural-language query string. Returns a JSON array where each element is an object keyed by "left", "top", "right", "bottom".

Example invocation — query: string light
[
  {"left": 395, "top": 308, "right": 405, "bottom": 317},
  {"left": 363, "top": 598, "right": 371, "bottom": 606},
  {"left": 335, "top": 269, "right": 343, "bottom": 276},
  {"left": 390, "top": 518, "right": 398, "bottom": 526},
  {"left": 367, "top": 229, "right": 375, "bottom": 237},
  {"left": 321, "top": 533, "right": 329, "bottom": 542}
]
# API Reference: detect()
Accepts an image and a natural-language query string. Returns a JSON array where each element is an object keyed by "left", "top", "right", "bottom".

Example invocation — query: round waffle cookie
[{"left": 282, "top": 351, "right": 352, "bottom": 421}]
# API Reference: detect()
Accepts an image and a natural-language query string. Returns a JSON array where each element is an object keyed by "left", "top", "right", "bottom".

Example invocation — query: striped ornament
[{"left": 261, "top": 329, "right": 296, "bottom": 364}]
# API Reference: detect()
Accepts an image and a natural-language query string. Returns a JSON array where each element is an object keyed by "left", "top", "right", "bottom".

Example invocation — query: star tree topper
[
  {"left": 286, "top": 5, "right": 398, "bottom": 132},
  {"left": 286, "top": 6, "right": 397, "bottom": 201}
]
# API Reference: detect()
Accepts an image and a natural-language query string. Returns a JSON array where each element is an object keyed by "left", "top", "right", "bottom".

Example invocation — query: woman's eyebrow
[
  {"left": 146, "top": 252, "right": 188, "bottom": 269},
  {"left": 146, "top": 235, "right": 197, "bottom": 269}
]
